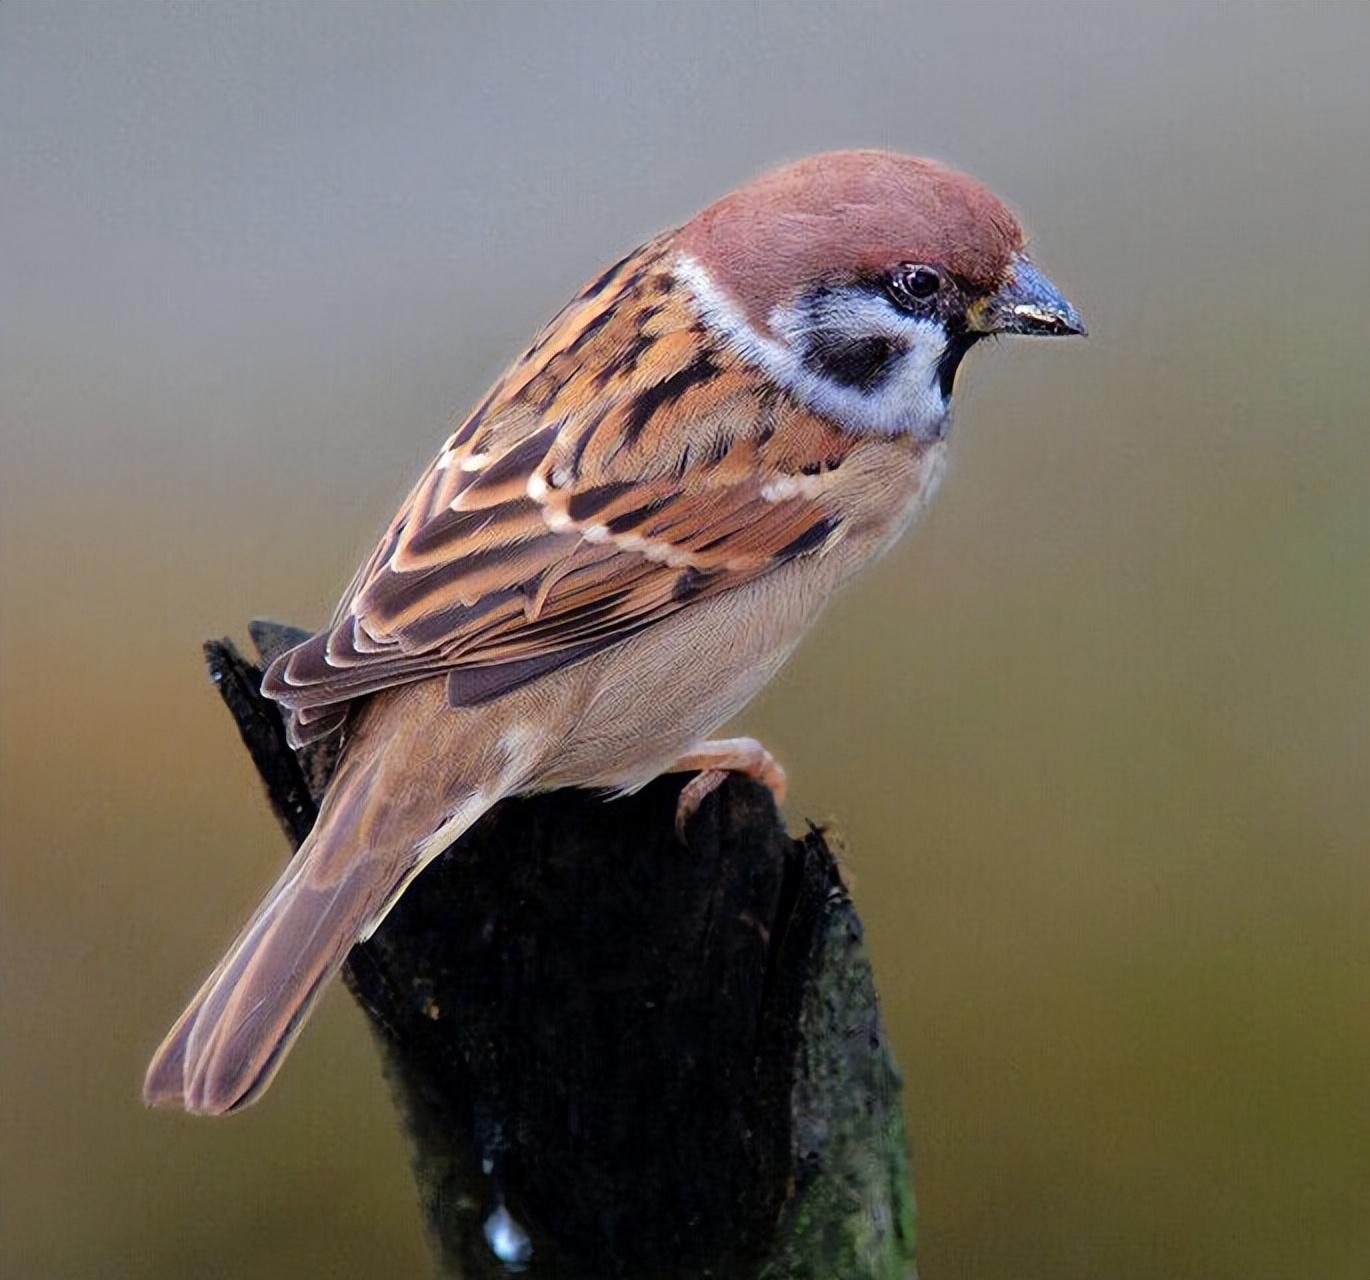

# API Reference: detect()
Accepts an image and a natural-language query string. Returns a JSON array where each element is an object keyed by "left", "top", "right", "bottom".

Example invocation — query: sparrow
[{"left": 145, "top": 149, "right": 1084, "bottom": 1115}]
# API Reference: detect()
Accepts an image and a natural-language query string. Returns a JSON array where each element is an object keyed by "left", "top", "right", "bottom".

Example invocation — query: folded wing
[{"left": 263, "top": 243, "right": 859, "bottom": 742}]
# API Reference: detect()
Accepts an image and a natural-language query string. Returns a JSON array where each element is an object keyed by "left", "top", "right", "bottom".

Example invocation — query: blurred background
[{"left": 2, "top": 2, "right": 1366, "bottom": 1276}]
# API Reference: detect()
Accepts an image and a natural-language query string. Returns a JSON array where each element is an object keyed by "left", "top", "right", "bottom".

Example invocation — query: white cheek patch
[
  {"left": 674, "top": 252, "right": 952, "bottom": 441},
  {"left": 772, "top": 293, "right": 950, "bottom": 440}
]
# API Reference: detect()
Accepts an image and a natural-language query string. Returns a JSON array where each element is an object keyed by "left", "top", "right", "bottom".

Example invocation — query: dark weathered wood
[{"left": 205, "top": 629, "right": 916, "bottom": 1278}]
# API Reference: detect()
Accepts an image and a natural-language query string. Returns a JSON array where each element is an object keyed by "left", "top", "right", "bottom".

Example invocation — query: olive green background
[{"left": 2, "top": 2, "right": 1366, "bottom": 1276}]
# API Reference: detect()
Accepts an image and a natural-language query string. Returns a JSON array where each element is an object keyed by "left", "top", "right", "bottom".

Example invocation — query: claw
[
  {"left": 674, "top": 768, "right": 729, "bottom": 839},
  {"left": 667, "top": 737, "right": 787, "bottom": 841}
]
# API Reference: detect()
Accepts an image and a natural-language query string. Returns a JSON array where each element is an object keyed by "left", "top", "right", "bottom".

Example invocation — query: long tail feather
[
  {"left": 144, "top": 756, "right": 493, "bottom": 1115},
  {"left": 142, "top": 854, "right": 309, "bottom": 1110}
]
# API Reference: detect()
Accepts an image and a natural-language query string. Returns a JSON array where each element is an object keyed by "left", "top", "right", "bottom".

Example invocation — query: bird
[{"left": 144, "top": 149, "right": 1084, "bottom": 1115}]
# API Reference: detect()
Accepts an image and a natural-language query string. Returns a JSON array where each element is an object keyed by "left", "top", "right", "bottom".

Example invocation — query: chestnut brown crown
[{"left": 677, "top": 150, "right": 1026, "bottom": 328}]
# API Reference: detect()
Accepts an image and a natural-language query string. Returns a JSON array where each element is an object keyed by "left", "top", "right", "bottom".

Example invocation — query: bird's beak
[{"left": 968, "top": 254, "right": 1086, "bottom": 337}]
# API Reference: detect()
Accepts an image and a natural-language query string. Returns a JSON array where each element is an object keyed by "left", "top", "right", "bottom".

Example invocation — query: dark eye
[{"left": 888, "top": 264, "right": 942, "bottom": 309}]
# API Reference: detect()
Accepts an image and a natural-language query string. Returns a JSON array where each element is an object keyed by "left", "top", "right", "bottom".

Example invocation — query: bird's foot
[{"left": 669, "top": 737, "right": 788, "bottom": 839}]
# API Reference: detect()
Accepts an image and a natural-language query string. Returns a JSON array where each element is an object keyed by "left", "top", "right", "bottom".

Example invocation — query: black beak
[{"left": 973, "top": 254, "right": 1086, "bottom": 337}]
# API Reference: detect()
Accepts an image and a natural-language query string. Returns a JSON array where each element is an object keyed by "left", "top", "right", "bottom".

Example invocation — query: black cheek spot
[{"left": 802, "top": 332, "right": 899, "bottom": 393}]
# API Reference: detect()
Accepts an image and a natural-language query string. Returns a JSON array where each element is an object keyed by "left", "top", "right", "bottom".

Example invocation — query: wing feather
[{"left": 262, "top": 239, "right": 862, "bottom": 741}]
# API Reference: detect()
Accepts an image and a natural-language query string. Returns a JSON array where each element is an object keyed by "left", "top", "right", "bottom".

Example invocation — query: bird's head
[{"left": 676, "top": 149, "right": 1084, "bottom": 441}]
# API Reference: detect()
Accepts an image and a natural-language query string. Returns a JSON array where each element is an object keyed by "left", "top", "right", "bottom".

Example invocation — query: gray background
[{"left": 2, "top": 2, "right": 1366, "bottom": 1276}]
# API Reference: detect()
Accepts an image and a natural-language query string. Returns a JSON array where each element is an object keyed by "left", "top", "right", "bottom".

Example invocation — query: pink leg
[{"left": 668, "top": 737, "right": 788, "bottom": 837}]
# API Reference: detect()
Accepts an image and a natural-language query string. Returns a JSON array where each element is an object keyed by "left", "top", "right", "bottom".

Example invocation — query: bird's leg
[{"left": 668, "top": 737, "right": 788, "bottom": 837}]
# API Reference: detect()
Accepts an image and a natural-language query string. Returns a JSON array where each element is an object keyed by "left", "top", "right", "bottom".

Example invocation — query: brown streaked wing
[{"left": 262, "top": 243, "right": 860, "bottom": 731}]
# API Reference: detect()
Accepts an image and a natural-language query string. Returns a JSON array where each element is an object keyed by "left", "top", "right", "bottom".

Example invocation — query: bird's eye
[{"left": 888, "top": 265, "right": 942, "bottom": 309}]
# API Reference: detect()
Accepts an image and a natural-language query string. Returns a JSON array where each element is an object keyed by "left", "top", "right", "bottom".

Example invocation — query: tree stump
[{"left": 205, "top": 624, "right": 916, "bottom": 1279}]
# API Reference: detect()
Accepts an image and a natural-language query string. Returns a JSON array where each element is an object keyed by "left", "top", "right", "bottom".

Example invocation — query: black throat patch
[{"left": 936, "top": 325, "right": 983, "bottom": 400}]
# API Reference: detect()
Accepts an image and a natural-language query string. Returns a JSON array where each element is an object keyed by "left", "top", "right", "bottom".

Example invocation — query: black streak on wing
[
  {"left": 567, "top": 482, "right": 639, "bottom": 523},
  {"left": 403, "top": 500, "right": 540, "bottom": 561},
  {"left": 754, "top": 391, "right": 778, "bottom": 447},
  {"left": 704, "top": 433, "right": 733, "bottom": 466},
  {"left": 566, "top": 414, "right": 597, "bottom": 482},
  {"left": 564, "top": 304, "right": 617, "bottom": 358},
  {"left": 398, "top": 589, "right": 524, "bottom": 651},
  {"left": 606, "top": 497, "right": 673, "bottom": 536},
  {"left": 595, "top": 306, "right": 663, "bottom": 387},
  {"left": 452, "top": 386, "right": 499, "bottom": 448},
  {"left": 619, "top": 352, "right": 720, "bottom": 449},
  {"left": 774, "top": 516, "right": 838, "bottom": 562},
  {"left": 672, "top": 566, "right": 711, "bottom": 603},
  {"left": 580, "top": 245, "right": 643, "bottom": 300},
  {"left": 463, "top": 426, "right": 558, "bottom": 494}
]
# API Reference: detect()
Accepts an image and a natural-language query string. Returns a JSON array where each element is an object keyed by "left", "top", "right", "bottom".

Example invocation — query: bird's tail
[{"left": 143, "top": 750, "right": 490, "bottom": 1115}]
